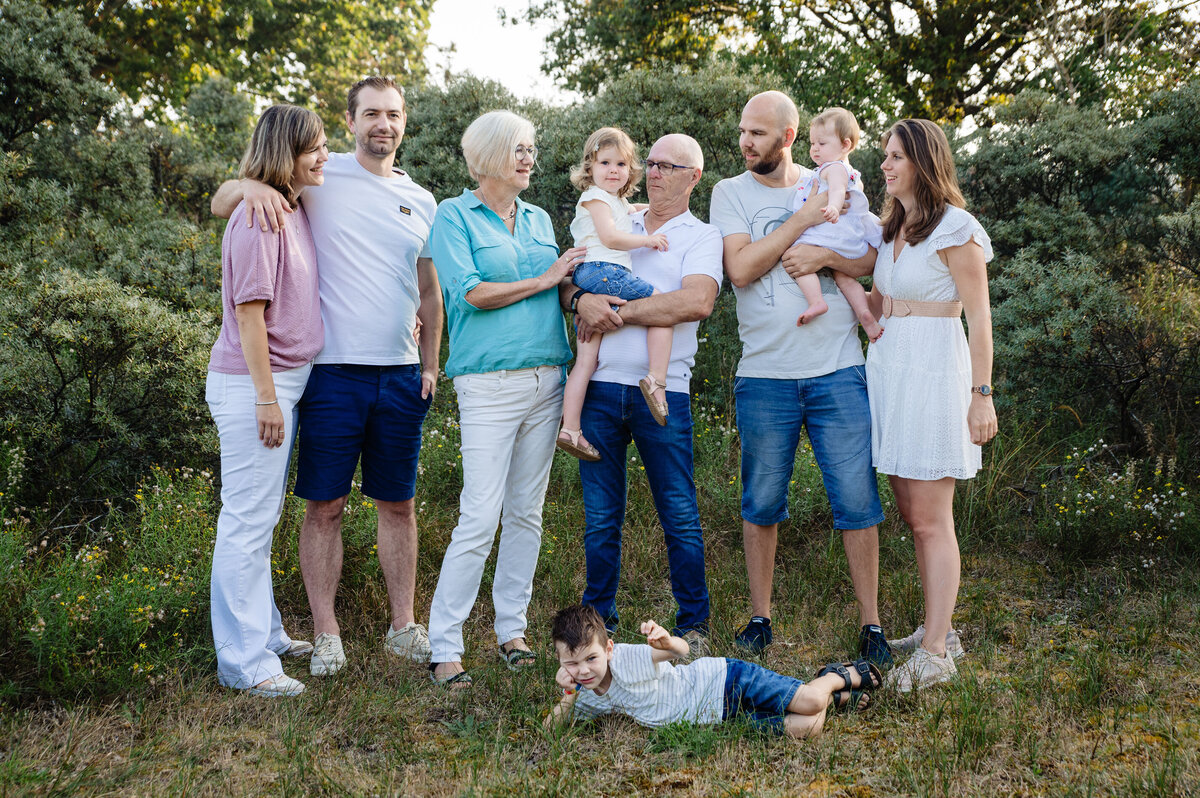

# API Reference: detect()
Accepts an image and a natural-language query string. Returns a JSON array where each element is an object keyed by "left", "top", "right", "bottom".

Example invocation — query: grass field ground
[{"left": 2, "top": 387, "right": 1198, "bottom": 796}]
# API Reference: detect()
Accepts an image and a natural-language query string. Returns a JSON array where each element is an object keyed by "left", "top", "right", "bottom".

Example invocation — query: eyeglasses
[
  {"left": 644, "top": 159, "right": 695, "bottom": 174},
  {"left": 515, "top": 145, "right": 539, "bottom": 162}
]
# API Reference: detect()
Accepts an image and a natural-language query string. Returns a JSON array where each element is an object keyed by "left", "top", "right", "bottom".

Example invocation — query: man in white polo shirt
[
  {"left": 564, "top": 134, "right": 720, "bottom": 652},
  {"left": 212, "top": 77, "right": 442, "bottom": 677}
]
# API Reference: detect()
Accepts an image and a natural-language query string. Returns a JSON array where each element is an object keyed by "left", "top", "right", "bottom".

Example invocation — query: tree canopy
[{"left": 521, "top": 0, "right": 1200, "bottom": 121}]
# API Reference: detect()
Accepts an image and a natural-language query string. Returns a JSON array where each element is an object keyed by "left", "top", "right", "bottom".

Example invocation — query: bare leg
[
  {"left": 560, "top": 334, "right": 601, "bottom": 451},
  {"left": 888, "top": 475, "right": 959, "bottom": 656},
  {"left": 743, "top": 520, "right": 778, "bottom": 619},
  {"left": 781, "top": 672, "right": 852, "bottom": 739},
  {"left": 299, "top": 497, "right": 348, "bottom": 637},
  {"left": 834, "top": 272, "right": 883, "bottom": 341},
  {"left": 376, "top": 498, "right": 419, "bottom": 630},
  {"left": 645, "top": 325, "right": 673, "bottom": 407},
  {"left": 841, "top": 525, "right": 881, "bottom": 627},
  {"left": 794, "top": 273, "right": 828, "bottom": 326}
]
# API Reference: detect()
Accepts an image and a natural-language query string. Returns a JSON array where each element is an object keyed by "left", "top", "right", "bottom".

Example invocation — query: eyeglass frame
[
  {"left": 515, "top": 145, "right": 539, "bottom": 162},
  {"left": 643, "top": 159, "right": 696, "bottom": 175}
]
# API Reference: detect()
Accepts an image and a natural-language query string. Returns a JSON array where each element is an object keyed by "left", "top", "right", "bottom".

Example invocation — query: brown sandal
[
  {"left": 556, "top": 427, "right": 600, "bottom": 461},
  {"left": 638, "top": 375, "right": 669, "bottom": 426}
]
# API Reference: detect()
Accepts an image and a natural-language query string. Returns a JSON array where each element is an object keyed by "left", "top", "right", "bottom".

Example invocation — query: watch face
[{"left": 978, "top": 385, "right": 991, "bottom": 396}]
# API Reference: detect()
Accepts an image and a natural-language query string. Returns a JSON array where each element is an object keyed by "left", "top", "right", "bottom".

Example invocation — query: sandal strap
[{"left": 817, "top": 662, "right": 854, "bottom": 691}]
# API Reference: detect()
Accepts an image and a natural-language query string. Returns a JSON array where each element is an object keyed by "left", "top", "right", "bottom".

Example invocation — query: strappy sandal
[
  {"left": 429, "top": 662, "right": 472, "bottom": 689},
  {"left": 638, "top": 375, "right": 669, "bottom": 426},
  {"left": 817, "top": 658, "right": 881, "bottom": 714},
  {"left": 556, "top": 427, "right": 600, "bottom": 461},
  {"left": 498, "top": 642, "right": 537, "bottom": 671}
]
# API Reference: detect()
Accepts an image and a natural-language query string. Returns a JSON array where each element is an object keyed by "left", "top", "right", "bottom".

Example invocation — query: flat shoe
[
  {"left": 279, "top": 639, "right": 313, "bottom": 658},
  {"left": 498, "top": 644, "right": 537, "bottom": 671},
  {"left": 556, "top": 427, "right": 600, "bottom": 461},
  {"left": 429, "top": 662, "right": 473, "bottom": 689},
  {"left": 246, "top": 674, "right": 305, "bottom": 697},
  {"left": 638, "top": 375, "right": 668, "bottom": 426}
]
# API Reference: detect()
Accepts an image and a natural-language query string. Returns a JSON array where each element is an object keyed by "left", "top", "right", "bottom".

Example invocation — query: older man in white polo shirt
[{"left": 564, "top": 133, "right": 721, "bottom": 650}]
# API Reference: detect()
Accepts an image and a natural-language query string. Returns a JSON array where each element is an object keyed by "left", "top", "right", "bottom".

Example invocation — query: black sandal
[
  {"left": 498, "top": 642, "right": 537, "bottom": 671},
  {"left": 429, "top": 662, "right": 472, "bottom": 689},
  {"left": 818, "top": 658, "right": 881, "bottom": 712}
]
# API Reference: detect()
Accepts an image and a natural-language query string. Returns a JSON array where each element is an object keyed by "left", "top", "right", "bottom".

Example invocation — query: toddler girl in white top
[
  {"left": 791, "top": 107, "right": 883, "bottom": 341},
  {"left": 557, "top": 127, "right": 672, "bottom": 462}
]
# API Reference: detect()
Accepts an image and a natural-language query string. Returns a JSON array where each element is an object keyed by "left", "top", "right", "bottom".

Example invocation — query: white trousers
[
  {"left": 207, "top": 364, "right": 311, "bottom": 688},
  {"left": 428, "top": 365, "right": 563, "bottom": 662}
]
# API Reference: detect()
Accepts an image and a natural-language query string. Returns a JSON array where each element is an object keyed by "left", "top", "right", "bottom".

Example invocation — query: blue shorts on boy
[{"left": 569, "top": 643, "right": 803, "bottom": 733}]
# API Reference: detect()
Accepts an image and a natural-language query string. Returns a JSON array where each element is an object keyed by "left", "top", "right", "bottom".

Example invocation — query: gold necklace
[{"left": 475, "top": 189, "right": 516, "bottom": 220}]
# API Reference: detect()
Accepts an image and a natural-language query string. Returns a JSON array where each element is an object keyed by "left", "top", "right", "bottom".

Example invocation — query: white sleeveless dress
[{"left": 866, "top": 206, "right": 993, "bottom": 480}]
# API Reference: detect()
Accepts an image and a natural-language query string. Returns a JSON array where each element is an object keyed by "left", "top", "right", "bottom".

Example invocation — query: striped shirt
[{"left": 570, "top": 644, "right": 726, "bottom": 728}]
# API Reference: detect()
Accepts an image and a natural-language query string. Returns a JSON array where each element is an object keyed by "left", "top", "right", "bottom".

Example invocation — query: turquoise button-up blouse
[{"left": 430, "top": 189, "right": 572, "bottom": 378}]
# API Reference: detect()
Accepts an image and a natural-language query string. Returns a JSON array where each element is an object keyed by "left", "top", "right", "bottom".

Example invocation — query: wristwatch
[
  {"left": 971, "top": 384, "right": 993, "bottom": 396},
  {"left": 569, "top": 288, "right": 587, "bottom": 314}
]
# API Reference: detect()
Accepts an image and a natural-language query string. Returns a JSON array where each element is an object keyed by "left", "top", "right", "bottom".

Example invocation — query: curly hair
[{"left": 569, "top": 127, "right": 643, "bottom": 199}]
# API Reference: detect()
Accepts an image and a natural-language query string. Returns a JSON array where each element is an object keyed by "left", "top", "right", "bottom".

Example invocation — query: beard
[
  {"left": 357, "top": 130, "right": 399, "bottom": 157},
  {"left": 748, "top": 134, "right": 788, "bottom": 175}
]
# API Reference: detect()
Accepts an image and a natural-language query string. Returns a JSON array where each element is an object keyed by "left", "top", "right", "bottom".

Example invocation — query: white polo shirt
[
  {"left": 591, "top": 209, "right": 723, "bottom": 394},
  {"left": 300, "top": 151, "right": 436, "bottom": 366}
]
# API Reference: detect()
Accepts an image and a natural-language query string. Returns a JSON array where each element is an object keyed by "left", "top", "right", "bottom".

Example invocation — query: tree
[
  {"left": 519, "top": 0, "right": 1200, "bottom": 122},
  {"left": 62, "top": 0, "right": 434, "bottom": 117}
]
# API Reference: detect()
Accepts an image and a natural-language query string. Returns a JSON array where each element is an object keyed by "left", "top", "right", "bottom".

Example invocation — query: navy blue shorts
[
  {"left": 722, "top": 657, "right": 804, "bottom": 734},
  {"left": 294, "top": 364, "right": 431, "bottom": 503}
]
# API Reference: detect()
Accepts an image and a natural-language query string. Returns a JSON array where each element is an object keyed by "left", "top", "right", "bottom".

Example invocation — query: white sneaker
[
  {"left": 889, "top": 624, "right": 966, "bottom": 660},
  {"left": 384, "top": 622, "right": 432, "bottom": 663},
  {"left": 885, "top": 647, "right": 957, "bottom": 693},
  {"left": 247, "top": 674, "right": 305, "bottom": 697},
  {"left": 310, "top": 632, "right": 346, "bottom": 676},
  {"left": 278, "top": 639, "right": 313, "bottom": 659}
]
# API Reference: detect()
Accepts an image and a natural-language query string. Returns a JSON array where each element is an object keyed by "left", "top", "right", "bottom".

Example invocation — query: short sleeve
[
  {"left": 679, "top": 223, "right": 724, "bottom": 288},
  {"left": 609, "top": 644, "right": 661, "bottom": 684},
  {"left": 929, "top": 207, "right": 993, "bottom": 262},
  {"left": 708, "top": 180, "right": 749, "bottom": 238},
  {"left": 429, "top": 200, "right": 484, "bottom": 312},
  {"left": 580, "top": 186, "right": 625, "bottom": 218},
  {"left": 225, "top": 205, "right": 280, "bottom": 305}
]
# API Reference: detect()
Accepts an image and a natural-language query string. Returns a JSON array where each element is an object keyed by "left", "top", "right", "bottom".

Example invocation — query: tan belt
[{"left": 881, "top": 293, "right": 962, "bottom": 318}]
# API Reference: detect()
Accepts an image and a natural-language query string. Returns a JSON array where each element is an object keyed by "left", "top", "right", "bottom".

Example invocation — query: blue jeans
[
  {"left": 735, "top": 366, "right": 883, "bottom": 530},
  {"left": 722, "top": 657, "right": 804, "bottom": 734},
  {"left": 578, "top": 381, "right": 710, "bottom": 634}
]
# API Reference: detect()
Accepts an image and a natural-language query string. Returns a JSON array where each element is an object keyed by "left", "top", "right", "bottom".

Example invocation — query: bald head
[
  {"left": 744, "top": 91, "right": 799, "bottom": 135},
  {"left": 653, "top": 133, "right": 704, "bottom": 171}
]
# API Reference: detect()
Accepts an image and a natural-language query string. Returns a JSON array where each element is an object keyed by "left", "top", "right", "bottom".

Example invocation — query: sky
[{"left": 424, "top": 0, "right": 578, "bottom": 105}]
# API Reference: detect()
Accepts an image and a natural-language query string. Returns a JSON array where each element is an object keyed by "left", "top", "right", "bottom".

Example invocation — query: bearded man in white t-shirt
[
  {"left": 708, "top": 91, "right": 891, "bottom": 667},
  {"left": 212, "top": 77, "right": 442, "bottom": 678}
]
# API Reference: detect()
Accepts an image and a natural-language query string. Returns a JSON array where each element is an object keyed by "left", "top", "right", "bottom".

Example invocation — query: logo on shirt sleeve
[{"left": 398, "top": 205, "right": 412, "bottom": 216}]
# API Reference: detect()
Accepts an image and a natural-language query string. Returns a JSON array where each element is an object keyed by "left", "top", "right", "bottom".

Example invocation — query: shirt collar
[
  {"left": 632, "top": 207, "right": 699, "bottom": 233},
  {"left": 460, "top": 188, "right": 535, "bottom": 215}
]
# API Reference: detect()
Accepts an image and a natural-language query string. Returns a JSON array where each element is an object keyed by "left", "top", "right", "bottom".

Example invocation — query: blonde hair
[
  {"left": 238, "top": 105, "right": 324, "bottom": 207},
  {"left": 811, "top": 107, "right": 860, "bottom": 150},
  {"left": 569, "top": 127, "right": 643, "bottom": 199},
  {"left": 879, "top": 119, "right": 966, "bottom": 245},
  {"left": 461, "top": 110, "right": 536, "bottom": 181}
]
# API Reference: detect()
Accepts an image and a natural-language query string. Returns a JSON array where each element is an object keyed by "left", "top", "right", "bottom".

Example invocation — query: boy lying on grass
[{"left": 545, "top": 605, "right": 881, "bottom": 739}]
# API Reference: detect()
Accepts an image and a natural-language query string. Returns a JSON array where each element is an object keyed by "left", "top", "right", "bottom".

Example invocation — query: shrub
[{"left": 0, "top": 269, "right": 216, "bottom": 519}]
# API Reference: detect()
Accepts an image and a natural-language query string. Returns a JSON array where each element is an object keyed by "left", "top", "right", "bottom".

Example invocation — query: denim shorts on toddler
[
  {"left": 722, "top": 657, "right": 804, "bottom": 734},
  {"left": 574, "top": 260, "right": 656, "bottom": 308}
]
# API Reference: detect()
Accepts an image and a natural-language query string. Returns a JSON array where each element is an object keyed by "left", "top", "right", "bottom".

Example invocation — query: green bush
[{"left": 0, "top": 269, "right": 216, "bottom": 517}]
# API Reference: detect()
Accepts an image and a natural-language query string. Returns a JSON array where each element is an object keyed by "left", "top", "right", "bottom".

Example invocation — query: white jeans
[
  {"left": 206, "top": 364, "right": 311, "bottom": 688},
  {"left": 428, "top": 365, "right": 563, "bottom": 662}
]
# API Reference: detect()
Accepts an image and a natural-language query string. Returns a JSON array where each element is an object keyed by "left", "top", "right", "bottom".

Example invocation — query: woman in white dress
[{"left": 865, "top": 119, "right": 998, "bottom": 692}]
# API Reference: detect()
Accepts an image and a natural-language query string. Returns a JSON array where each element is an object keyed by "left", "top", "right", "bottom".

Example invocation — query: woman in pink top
[{"left": 206, "top": 105, "right": 327, "bottom": 697}]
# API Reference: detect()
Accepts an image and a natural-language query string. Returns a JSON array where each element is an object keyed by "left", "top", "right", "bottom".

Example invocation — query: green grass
[{"left": 1, "top": 382, "right": 1199, "bottom": 796}]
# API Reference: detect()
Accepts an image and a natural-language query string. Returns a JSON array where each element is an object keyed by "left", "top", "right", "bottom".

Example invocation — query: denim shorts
[
  {"left": 735, "top": 366, "right": 884, "bottom": 530},
  {"left": 722, "top": 658, "right": 803, "bottom": 734},
  {"left": 573, "top": 260, "right": 656, "bottom": 302},
  {"left": 294, "top": 363, "right": 432, "bottom": 502}
]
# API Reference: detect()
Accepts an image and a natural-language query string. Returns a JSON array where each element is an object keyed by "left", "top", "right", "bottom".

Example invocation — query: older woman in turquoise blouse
[{"left": 426, "top": 110, "right": 586, "bottom": 687}]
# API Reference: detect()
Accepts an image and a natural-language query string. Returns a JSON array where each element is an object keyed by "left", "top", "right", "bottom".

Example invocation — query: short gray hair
[{"left": 461, "top": 110, "right": 536, "bottom": 181}]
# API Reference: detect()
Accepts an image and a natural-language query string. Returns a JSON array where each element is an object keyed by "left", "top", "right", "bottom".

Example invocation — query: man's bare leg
[
  {"left": 299, "top": 497, "right": 348, "bottom": 637},
  {"left": 841, "top": 525, "right": 881, "bottom": 627},
  {"left": 743, "top": 520, "right": 778, "bottom": 619},
  {"left": 376, "top": 498, "right": 418, "bottom": 629}
]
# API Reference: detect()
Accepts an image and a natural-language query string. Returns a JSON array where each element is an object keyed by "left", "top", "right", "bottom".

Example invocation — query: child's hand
[
  {"left": 645, "top": 233, "right": 669, "bottom": 252},
  {"left": 822, "top": 204, "right": 839, "bottom": 223},
  {"left": 640, "top": 620, "right": 672, "bottom": 649},
  {"left": 555, "top": 666, "right": 576, "bottom": 691}
]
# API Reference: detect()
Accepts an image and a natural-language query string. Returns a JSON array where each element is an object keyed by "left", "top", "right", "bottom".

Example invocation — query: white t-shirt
[
  {"left": 570, "top": 186, "right": 634, "bottom": 268},
  {"left": 592, "top": 210, "right": 723, "bottom": 394},
  {"left": 300, "top": 151, "right": 436, "bottom": 365},
  {"left": 709, "top": 170, "right": 866, "bottom": 379},
  {"left": 570, "top": 644, "right": 726, "bottom": 728}
]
